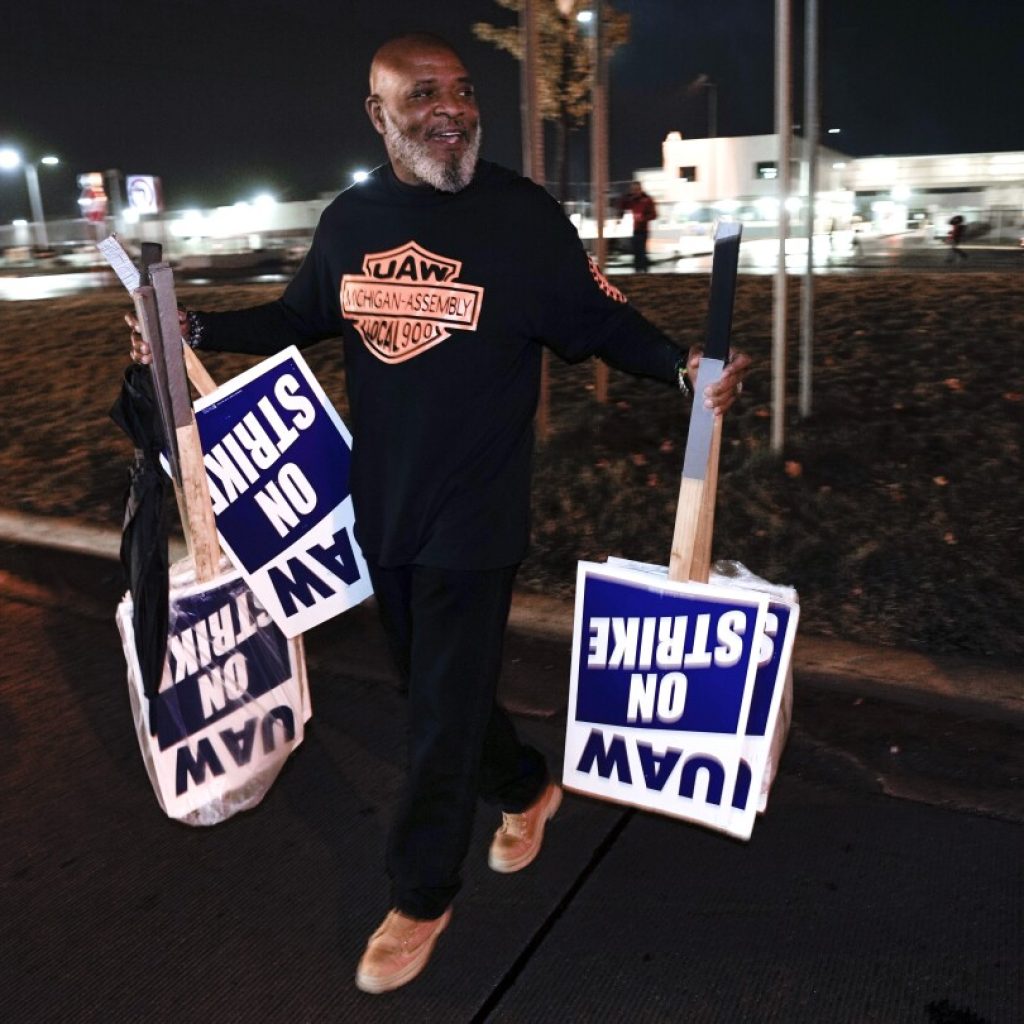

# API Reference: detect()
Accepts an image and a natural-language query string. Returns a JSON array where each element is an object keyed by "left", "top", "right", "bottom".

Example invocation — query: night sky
[{"left": 1, "top": 0, "right": 1021, "bottom": 224}]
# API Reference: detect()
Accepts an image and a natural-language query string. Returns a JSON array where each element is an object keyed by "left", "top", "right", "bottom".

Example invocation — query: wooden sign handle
[
  {"left": 668, "top": 415, "right": 721, "bottom": 584},
  {"left": 667, "top": 222, "right": 742, "bottom": 585},
  {"left": 174, "top": 413, "right": 221, "bottom": 582},
  {"left": 183, "top": 344, "right": 217, "bottom": 397},
  {"left": 149, "top": 265, "right": 222, "bottom": 582}
]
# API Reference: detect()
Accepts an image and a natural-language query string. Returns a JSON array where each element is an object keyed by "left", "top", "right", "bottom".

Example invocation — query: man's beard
[{"left": 381, "top": 109, "right": 481, "bottom": 193}]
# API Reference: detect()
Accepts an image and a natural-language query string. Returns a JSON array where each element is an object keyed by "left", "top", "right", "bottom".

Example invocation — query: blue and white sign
[
  {"left": 117, "top": 566, "right": 310, "bottom": 824},
  {"left": 193, "top": 347, "right": 373, "bottom": 637},
  {"left": 563, "top": 559, "right": 799, "bottom": 840}
]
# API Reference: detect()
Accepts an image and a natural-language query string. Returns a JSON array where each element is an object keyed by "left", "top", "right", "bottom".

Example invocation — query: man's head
[{"left": 366, "top": 33, "right": 481, "bottom": 193}]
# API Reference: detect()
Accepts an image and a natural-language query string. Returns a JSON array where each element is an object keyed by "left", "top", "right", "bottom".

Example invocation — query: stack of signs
[
  {"left": 116, "top": 562, "right": 310, "bottom": 825},
  {"left": 563, "top": 558, "right": 798, "bottom": 840},
  {"left": 192, "top": 346, "right": 373, "bottom": 638}
]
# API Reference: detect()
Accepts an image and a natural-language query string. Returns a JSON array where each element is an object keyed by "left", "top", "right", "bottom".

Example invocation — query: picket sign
[
  {"left": 562, "top": 558, "right": 798, "bottom": 840},
  {"left": 103, "top": 236, "right": 311, "bottom": 824},
  {"left": 562, "top": 223, "right": 800, "bottom": 840},
  {"left": 191, "top": 347, "right": 373, "bottom": 639},
  {"left": 116, "top": 561, "right": 311, "bottom": 825}
]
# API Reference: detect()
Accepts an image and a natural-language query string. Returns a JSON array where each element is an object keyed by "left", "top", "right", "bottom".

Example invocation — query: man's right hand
[
  {"left": 125, "top": 308, "right": 188, "bottom": 365},
  {"left": 125, "top": 313, "right": 151, "bottom": 365}
]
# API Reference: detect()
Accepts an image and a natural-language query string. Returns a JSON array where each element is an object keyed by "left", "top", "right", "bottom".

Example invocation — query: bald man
[
  {"left": 128, "top": 32, "right": 749, "bottom": 994},
  {"left": 365, "top": 33, "right": 482, "bottom": 193}
]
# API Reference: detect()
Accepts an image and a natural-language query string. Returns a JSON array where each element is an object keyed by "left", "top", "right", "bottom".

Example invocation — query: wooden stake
[
  {"left": 668, "top": 415, "right": 720, "bottom": 583},
  {"left": 667, "top": 221, "right": 742, "bottom": 584},
  {"left": 183, "top": 344, "right": 217, "bottom": 397},
  {"left": 150, "top": 264, "right": 222, "bottom": 582},
  {"left": 174, "top": 414, "right": 220, "bottom": 581}
]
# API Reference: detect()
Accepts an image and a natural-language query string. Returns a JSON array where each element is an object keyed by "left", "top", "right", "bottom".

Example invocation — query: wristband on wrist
[
  {"left": 184, "top": 310, "right": 205, "bottom": 350},
  {"left": 675, "top": 357, "right": 693, "bottom": 399}
]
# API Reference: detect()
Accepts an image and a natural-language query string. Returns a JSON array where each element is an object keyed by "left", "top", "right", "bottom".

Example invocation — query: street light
[{"left": 0, "top": 147, "right": 59, "bottom": 249}]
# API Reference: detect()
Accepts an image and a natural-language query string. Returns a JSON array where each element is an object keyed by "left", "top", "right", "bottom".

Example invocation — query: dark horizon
[{"left": 1, "top": 0, "right": 1021, "bottom": 224}]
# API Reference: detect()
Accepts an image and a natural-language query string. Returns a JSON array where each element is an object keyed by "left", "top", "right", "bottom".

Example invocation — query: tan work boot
[
  {"left": 488, "top": 782, "right": 562, "bottom": 874},
  {"left": 355, "top": 907, "right": 452, "bottom": 994}
]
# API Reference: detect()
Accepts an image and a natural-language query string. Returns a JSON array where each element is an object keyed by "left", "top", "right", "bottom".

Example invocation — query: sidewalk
[
  {"left": 2, "top": 515, "right": 1021, "bottom": 1023},
  {"left": 0, "top": 508, "right": 1018, "bottom": 718}
]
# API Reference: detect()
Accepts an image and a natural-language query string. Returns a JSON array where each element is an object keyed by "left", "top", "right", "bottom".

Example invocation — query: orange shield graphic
[{"left": 341, "top": 241, "right": 484, "bottom": 364}]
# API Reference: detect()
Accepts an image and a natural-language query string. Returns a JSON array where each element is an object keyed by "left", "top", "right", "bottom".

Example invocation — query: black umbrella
[{"left": 109, "top": 363, "right": 170, "bottom": 735}]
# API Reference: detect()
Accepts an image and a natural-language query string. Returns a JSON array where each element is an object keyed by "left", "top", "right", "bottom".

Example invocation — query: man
[
  {"left": 946, "top": 214, "right": 968, "bottom": 262},
  {"left": 619, "top": 180, "right": 658, "bottom": 271},
  {"left": 128, "top": 33, "right": 749, "bottom": 994}
]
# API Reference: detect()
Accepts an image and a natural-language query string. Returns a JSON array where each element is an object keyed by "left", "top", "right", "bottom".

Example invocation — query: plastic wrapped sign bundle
[
  {"left": 116, "top": 559, "right": 310, "bottom": 826},
  {"left": 563, "top": 558, "right": 798, "bottom": 841}
]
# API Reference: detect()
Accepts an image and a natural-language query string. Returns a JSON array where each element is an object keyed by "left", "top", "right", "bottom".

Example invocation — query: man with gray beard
[
  {"left": 128, "top": 32, "right": 749, "bottom": 994},
  {"left": 370, "top": 37, "right": 482, "bottom": 194}
]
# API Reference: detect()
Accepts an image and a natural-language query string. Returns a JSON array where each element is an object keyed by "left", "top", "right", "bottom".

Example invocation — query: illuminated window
[{"left": 756, "top": 160, "right": 801, "bottom": 181}]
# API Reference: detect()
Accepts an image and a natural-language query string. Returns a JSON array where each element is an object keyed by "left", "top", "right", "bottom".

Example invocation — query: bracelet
[
  {"left": 184, "top": 310, "right": 205, "bottom": 350},
  {"left": 675, "top": 357, "right": 693, "bottom": 399}
]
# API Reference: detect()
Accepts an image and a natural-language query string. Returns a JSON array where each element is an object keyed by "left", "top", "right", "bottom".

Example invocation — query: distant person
[
  {"left": 127, "top": 32, "right": 750, "bottom": 995},
  {"left": 618, "top": 180, "right": 658, "bottom": 271},
  {"left": 947, "top": 214, "right": 968, "bottom": 262}
]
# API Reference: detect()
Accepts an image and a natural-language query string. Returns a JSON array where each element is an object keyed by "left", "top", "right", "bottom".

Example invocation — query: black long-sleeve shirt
[{"left": 194, "top": 160, "right": 685, "bottom": 570}]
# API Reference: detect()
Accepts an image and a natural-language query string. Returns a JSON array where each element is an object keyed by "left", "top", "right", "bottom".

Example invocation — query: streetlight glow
[
  {"left": 576, "top": 10, "right": 594, "bottom": 23},
  {"left": 352, "top": 170, "right": 369, "bottom": 183},
  {"left": 41, "top": 155, "right": 59, "bottom": 166},
  {"left": 0, "top": 146, "right": 59, "bottom": 247}
]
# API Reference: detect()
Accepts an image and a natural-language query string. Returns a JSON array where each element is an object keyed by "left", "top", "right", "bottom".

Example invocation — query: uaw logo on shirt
[{"left": 340, "top": 241, "right": 484, "bottom": 364}]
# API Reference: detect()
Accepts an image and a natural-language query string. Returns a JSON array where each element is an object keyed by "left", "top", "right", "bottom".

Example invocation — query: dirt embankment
[{"left": 1, "top": 271, "right": 1020, "bottom": 659}]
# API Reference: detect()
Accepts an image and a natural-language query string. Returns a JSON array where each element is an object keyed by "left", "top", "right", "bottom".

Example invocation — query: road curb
[{"left": 2, "top": 509, "right": 1019, "bottom": 717}]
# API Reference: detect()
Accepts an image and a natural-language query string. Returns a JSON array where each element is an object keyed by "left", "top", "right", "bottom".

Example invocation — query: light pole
[
  {"left": 0, "top": 148, "right": 59, "bottom": 249},
  {"left": 579, "top": 1, "right": 610, "bottom": 402},
  {"left": 799, "top": 0, "right": 818, "bottom": 421},
  {"left": 699, "top": 76, "right": 718, "bottom": 138}
]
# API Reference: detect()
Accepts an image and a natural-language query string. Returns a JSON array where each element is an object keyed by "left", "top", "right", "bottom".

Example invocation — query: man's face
[{"left": 367, "top": 43, "right": 481, "bottom": 193}]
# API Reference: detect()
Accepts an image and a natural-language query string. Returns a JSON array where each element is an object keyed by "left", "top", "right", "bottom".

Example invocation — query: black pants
[
  {"left": 369, "top": 562, "right": 549, "bottom": 920},
  {"left": 632, "top": 224, "right": 650, "bottom": 271}
]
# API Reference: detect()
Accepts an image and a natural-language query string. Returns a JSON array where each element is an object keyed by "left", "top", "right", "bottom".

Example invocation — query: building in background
[
  {"left": 1, "top": 141, "right": 1022, "bottom": 265},
  {"left": 643, "top": 133, "right": 1024, "bottom": 246}
]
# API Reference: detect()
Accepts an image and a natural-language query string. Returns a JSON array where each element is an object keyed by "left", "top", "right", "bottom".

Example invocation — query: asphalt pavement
[{"left": 1, "top": 524, "right": 1021, "bottom": 1024}]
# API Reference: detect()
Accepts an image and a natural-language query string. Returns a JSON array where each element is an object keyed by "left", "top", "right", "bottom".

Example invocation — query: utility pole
[
  {"left": 520, "top": 0, "right": 544, "bottom": 185},
  {"left": 521, "top": 0, "right": 551, "bottom": 439},
  {"left": 591, "top": 0, "right": 610, "bottom": 403},
  {"left": 799, "top": 0, "right": 818, "bottom": 419},
  {"left": 23, "top": 162, "right": 48, "bottom": 249},
  {"left": 772, "top": 0, "right": 792, "bottom": 454}
]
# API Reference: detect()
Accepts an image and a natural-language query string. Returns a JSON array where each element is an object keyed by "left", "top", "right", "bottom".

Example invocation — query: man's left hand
[{"left": 686, "top": 346, "right": 752, "bottom": 416}]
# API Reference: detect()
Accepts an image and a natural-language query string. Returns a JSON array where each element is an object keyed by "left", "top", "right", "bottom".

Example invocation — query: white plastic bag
[{"left": 116, "top": 559, "right": 310, "bottom": 826}]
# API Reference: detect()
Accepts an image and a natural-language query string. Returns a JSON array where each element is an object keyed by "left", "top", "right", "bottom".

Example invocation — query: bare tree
[{"left": 473, "top": 0, "right": 629, "bottom": 203}]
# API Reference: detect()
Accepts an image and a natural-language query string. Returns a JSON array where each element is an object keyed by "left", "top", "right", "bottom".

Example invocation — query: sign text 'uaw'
[
  {"left": 117, "top": 568, "right": 310, "bottom": 824},
  {"left": 193, "top": 347, "right": 373, "bottom": 637},
  {"left": 563, "top": 561, "right": 799, "bottom": 840}
]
